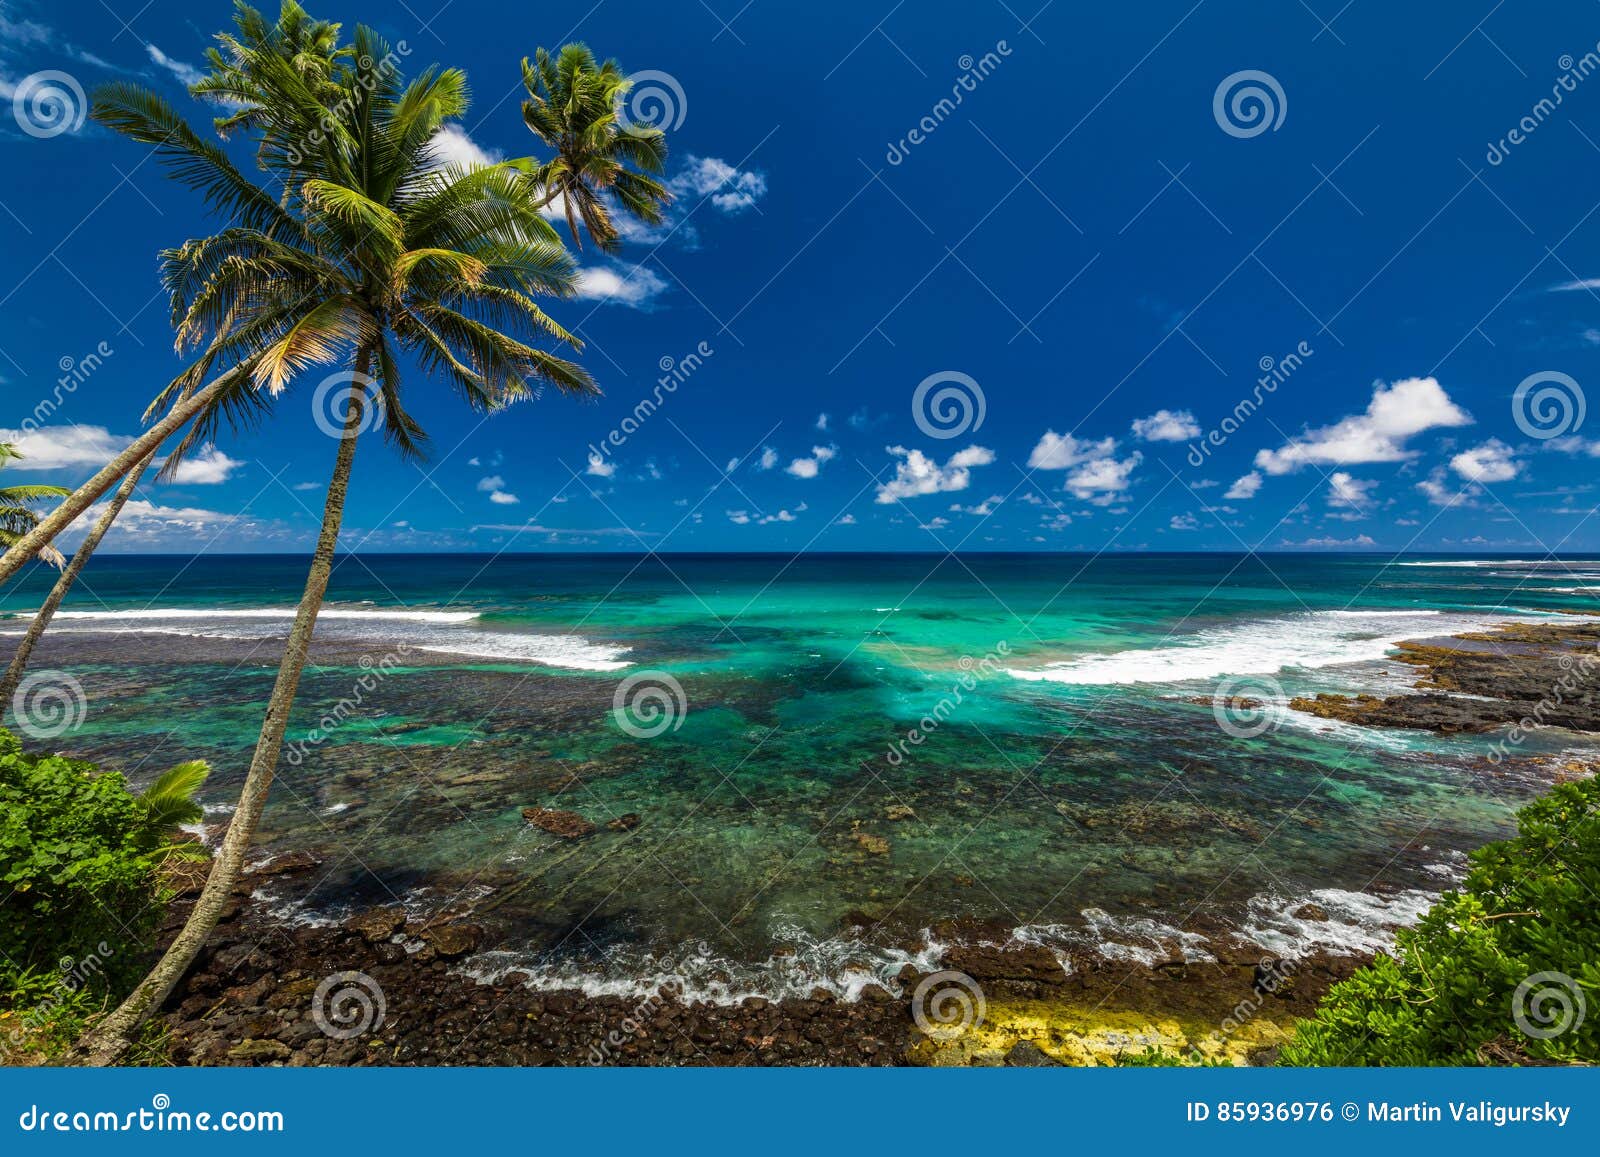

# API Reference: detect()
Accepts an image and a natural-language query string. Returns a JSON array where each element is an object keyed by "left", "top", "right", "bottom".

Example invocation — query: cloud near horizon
[{"left": 1254, "top": 377, "right": 1472, "bottom": 474}]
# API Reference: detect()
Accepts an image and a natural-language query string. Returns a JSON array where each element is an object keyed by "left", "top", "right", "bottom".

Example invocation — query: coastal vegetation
[
  {"left": 1282, "top": 775, "right": 1599, "bottom": 1066},
  {"left": 0, "top": 444, "right": 67, "bottom": 571},
  {"left": 0, "top": 728, "right": 206, "bottom": 1061}
]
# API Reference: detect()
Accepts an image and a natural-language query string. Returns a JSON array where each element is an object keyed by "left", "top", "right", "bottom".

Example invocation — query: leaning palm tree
[
  {"left": 0, "top": 444, "right": 68, "bottom": 570},
  {"left": 0, "top": 1, "right": 343, "bottom": 706},
  {"left": 520, "top": 43, "right": 673, "bottom": 251},
  {"left": 76, "top": 22, "right": 596, "bottom": 1065}
]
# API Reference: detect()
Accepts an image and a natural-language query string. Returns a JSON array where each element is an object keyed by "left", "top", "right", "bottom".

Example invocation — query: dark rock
[
  {"left": 1292, "top": 902, "right": 1329, "bottom": 922},
  {"left": 227, "top": 1038, "right": 291, "bottom": 1062},
  {"left": 248, "top": 850, "right": 318, "bottom": 876},
  {"left": 1004, "top": 1041, "right": 1060, "bottom": 1067},
  {"left": 522, "top": 807, "right": 596, "bottom": 838},
  {"left": 348, "top": 907, "right": 407, "bottom": 942},
  {"left": 421, "top": 923, "right": 481, "bottom": 958},
  {"left": 606, "top": 813, "right": 641, "bottom": 831}
]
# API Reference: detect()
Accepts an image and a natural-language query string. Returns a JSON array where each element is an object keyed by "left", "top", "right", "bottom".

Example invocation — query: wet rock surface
[
  {"left": 151, "top": 868, "right": 1362, "bottom": 1067},
  {"left": 1289, "top": 623, "right": 1600, "bottom": 735}
]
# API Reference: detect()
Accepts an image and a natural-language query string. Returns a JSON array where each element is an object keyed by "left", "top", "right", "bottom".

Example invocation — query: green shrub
[
  {"left": 1282, "top": 776, "right": 1599, "bottom": 1065},
  {"left": 0, "top": 726, "right": 207, "bottom": 990}
]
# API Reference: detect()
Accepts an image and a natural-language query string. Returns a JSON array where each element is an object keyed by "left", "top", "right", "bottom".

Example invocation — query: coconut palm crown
[
  {"left": 94, "top": 23, "right": 596, "bottom": 481},
  {"left": 520, "top": 43, "right": 673, "bottom": 251}
]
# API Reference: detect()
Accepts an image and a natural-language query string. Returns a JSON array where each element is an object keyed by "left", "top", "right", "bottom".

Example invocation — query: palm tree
[
  {"left": 0, "top": 1, "right": 345, "bottom": 706},
  {"left": 77, "top": 20, "right": 596, "bottom": 1065},
  {"left": 0, "top": 444, "right": 68, "bottom": 570},
  {"left": 520, "top": 43, "right": 673, "bottom": 251}
]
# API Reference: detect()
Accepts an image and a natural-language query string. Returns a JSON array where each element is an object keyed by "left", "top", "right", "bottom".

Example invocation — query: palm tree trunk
[
  {"left": 0, "top": 374, "right": 228, "bottom": 587},
  {"left": 75, "top": 362, "right": 370, "bottom": 1066},
  {"left": 0, "top": 453, "right": 153, "bottom": 706}
]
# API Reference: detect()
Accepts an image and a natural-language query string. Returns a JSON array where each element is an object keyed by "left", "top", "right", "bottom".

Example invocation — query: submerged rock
[
  {"left": 522, "top": 807, "right": 596, "bottom": 838},
  {"left": 349, "top": 907, "right": 407, "bottom": 942}
]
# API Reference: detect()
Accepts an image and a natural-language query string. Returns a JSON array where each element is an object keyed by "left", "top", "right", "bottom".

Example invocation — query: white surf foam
[
  {"left": 1012, "top": 908, "right": 1216, "bottom": 968},
  {"left": 1238, "top": 887, "right": 1437, "bottom": 958},
  {"left": 1003, "top": 608, "right": 1536, "bottom": 686},
  {"left": 0, "top": 604, "right": 632, "bottom": 671},
  {"left": 459, "top": 922, "right": 948, "bottom": 1006}
]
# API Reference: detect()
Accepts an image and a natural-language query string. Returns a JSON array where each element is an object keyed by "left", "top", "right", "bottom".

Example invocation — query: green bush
[
  {"left": 0, "top": 726, "right": 207, "bottom": 990},
  {"left": 1282, "top": 776, "right": 1599, "bottom": 1065}
]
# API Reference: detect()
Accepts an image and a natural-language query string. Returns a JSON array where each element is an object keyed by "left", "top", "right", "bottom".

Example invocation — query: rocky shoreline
[
  {"left": 133, "top": 618, "right": 1599, "bottom": 1067},
  {"left": 1288, "top": 620, "right": 1600, "bottom": 735},
  {"left": 152, "top": 859, "right": 1368, "bottom": 1067}
]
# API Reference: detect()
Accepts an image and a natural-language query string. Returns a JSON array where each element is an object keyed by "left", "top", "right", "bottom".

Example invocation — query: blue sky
[{"left": 2, "top": 0, "right": 1599, "bottom": 552}]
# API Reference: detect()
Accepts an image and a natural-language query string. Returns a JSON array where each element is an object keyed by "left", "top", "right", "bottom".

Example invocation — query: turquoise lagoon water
[{"left": 3, "top": 552, "right": 1594, "bottom": 999}]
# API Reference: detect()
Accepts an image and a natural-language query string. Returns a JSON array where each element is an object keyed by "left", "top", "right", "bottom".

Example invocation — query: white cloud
[
  {"left": 816, "top": 413, "right": 829, "bottom": 431},
  {"left": 1549, "top": 436, "right": 1600, "bottom": 458},
  {"left": 1254, "top": 377, "right": 1472, "bottom": 474},
  {"left": 586, "top": 451, "right": 616, "bottom": 478},
  {"left": 293, "top": 481, "right": 319, "bottom": 491},
  {"left": 1549, "top": 278, "right": 1600, "bottom": 292},
  {"left": 1169, "top": 512, "right": 1199, "bottom": 530},
  {"left": 950, "top": 494, "right": 1004, "bottom": 516},
  {"left": 1027, "top": 430, "right": 1117, "bottom": 470},
  {"left": 785, "top": 445, "right": 836, "bottom": 479},
  {"left": 163, "top": 444, "right": 242, "bottom": 485},
  {"left": 1450, "top": 439, "right": 1519, "bottom": 483},
  {"left": 427, "top": 123, "right": 500, "bottom": 169},
  {"left": 835, "top": 513, "right": 857, "bottom": 525},
  {"left": 1281, "top": 534, "right": 1377, "bottom": 548},
  {"left": 726, "top": 509, "right": 751, "bottom": 524},
  {"left": 670, "top": 155, "right": 768, "bottom": 213},
  {"left": 0, "top": 425, "right": 133, "bottom": 470},
  {"left": 755, "top": 446, "right": 778, "bottom": 471},
  {"left": 574, "top": 263, "right": 669, "bottom": 308},
  {"left": 724, "top": 456, "right": 740, "bottom": 472},
  {"left": 875, "top": 445, "right": 994, "bottom": 503},
  {"left": 478, "top": 476, "right": 520, "bottom": 504},
  {"left": 145, "top": 43, "right": 205, "bottom": 87},
  {"left": 1326, "top": 471, "right": 1376, "bottom": 511},
  {"left": 1417, "top": 466, "right": 1478, "bottom": 508},
  {"left": 1131, "top": 409, "right": 1201, "bottom": 442},
  {"left": 1065, "top": 452, "right": 1142, "bottom": 505},
  {"left": 1224, "top": 472, "right": 1262, "bottom": 500}
]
